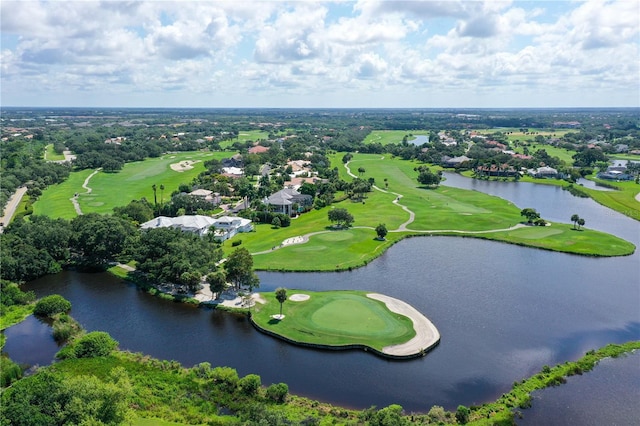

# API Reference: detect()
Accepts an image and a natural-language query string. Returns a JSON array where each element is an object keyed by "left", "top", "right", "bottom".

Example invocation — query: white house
[{"left": 140, "top": 215, "right": 252, "bottom": 241}]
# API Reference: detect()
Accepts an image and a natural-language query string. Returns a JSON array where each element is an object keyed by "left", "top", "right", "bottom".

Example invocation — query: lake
[{"left": 5, "top": 175, "right": 639, "bottom": 419}]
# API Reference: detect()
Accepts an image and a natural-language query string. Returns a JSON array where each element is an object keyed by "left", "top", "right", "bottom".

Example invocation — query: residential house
[
  {"left": 529, "top": 166, "right": 558, "bottom": 178},
  {"left": 264, "top": 188, "right": 313, "bottom": 216},
  {"left": 189, "top": 189, "right": 221, "bottom": 205},
  {"left": 140, "top": 215, "right": 252, "bottom": 241},
  {"left": 442, "top": 155, "right": 471, "bottom": 168}
]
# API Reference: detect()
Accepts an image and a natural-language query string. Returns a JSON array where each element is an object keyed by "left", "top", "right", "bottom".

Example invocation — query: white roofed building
[{"left": 140, "top": 215, "right": 252, "bottom": 241}]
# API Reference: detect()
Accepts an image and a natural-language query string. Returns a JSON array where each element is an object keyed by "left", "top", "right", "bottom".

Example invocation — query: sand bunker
[
  {"left": 289, "top": 294, "right": 310, "bottom": 302},
  {"left": 170, "top": 160, "right": 199, "bottom": 172}
]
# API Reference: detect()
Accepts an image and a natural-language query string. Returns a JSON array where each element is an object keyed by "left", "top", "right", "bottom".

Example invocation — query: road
[{"left": 0, "top": 186, "right": 28, "bottom": 233}]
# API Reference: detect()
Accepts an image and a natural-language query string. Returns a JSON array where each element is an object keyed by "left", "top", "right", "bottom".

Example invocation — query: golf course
[{"left": 251, "top": 290, "right": 440, "bottom": 359}]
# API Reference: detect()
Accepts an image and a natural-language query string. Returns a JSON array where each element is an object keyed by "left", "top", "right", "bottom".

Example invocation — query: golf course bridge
[{"left": 250, "top": 290, "right": 440, "bottom": 359}]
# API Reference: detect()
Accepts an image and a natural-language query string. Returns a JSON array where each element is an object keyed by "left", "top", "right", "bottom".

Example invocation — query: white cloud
[{"left": 0, "top": 0, "right": 638, "bottom": 107}]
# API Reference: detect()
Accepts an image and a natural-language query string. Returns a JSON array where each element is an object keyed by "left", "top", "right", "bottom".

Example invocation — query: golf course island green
[{"left": 250, "top": 290, "right": 440, "bottom": 359}]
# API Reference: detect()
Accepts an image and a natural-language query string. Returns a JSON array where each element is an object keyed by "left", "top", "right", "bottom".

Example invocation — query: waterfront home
[{"left": 140, "top": 215, "right": 252, "bottom": 241}]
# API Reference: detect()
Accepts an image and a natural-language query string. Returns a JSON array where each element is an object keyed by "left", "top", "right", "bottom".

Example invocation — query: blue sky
[{"left": 1, "top": 1, "right": 638, "bottom": 108}]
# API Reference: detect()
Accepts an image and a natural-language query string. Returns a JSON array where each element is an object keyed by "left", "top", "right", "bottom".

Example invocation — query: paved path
[
  {"left": 70, "top": 168, "right": 101, "bottom": 215},
  {"left": 367, "top": 293, "right": 440, "bottom": 357},
  {"left": 0, "top": 187, "right": 28, "bottom": 233},
  {"left": 252, "top": 160, "right": 527, "bottom": 254}
]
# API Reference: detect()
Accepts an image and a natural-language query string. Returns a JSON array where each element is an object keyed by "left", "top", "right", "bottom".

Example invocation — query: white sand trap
[
  {"left": 289, "top": 294, "right": 310, "bottom": 302},
  {"left": 170, "top": 160, "right": 200, "bottom": 172},
  {"left": 271, "top": 314, "right": 285, "bottom": 320},
  {"left": 282, "top": 236, "right": 305, "bottom": 246}
]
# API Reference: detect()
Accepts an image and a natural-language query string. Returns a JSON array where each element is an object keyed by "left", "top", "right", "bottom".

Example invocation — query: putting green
[{"left": 251, "top": 290, "right": 416, "bottom": 353}]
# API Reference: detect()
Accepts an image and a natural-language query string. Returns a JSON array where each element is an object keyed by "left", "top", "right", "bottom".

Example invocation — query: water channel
[{"left": 4, "top": 174, "right": 639, "bottom": 420}]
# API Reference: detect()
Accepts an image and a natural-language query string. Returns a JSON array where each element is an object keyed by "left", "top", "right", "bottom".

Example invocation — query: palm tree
[
  {"left": 151, "top": 184, "right": 158, "bottom": 213},
  {"left": 571, "top": 214, "right": 579, "bottom": 229},
  {"left": 577, "top": 218, "right": 585, "bottom": 230},
  {"left": 275, "top": 287, "right": 287, "bottom": 317},
  {"left": 160, "top": 184, "right": 165, "bottom": 205}
]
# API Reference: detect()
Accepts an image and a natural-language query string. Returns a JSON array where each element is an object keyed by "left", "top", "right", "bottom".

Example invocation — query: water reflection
[{"left": 5, "top": 176, "right": 639, "bottom": 414}]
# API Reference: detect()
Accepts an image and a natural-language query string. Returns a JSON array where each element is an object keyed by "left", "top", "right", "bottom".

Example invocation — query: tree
[
  {"left": 357, "top": 166, "right": 366, "bottom": 176},
  {"left": 571, "top": 214, "right": 580, "bottom": 229},
  {"left": 328, "top": 208, "right": 354, "bottom": 228},
  {"left": 265, "top": 383, "right": 289, "bottom": 403},
  {"left": 455, "top": 405, "right": 470, "bottom": 424},
  {"left": 152, "top": 184, "right": 158, "bottom": 212},
  {"left": 520, "top": 208, "right": 540, "bottom": 224},
  {"left": 160, "top": 184, "right": 165, "bottom": 204},
  {"left": 206, "top": 271, "right": 227, "bottom": 299},
  {"left": 375, "top": 223, "right": 388, "bottom": 240},
  {"left": 271, "top": 216, "right": 281, "bottom": 228},
  {"left": 224, "top": 247, "right": 260, "bottom": 292},
  {"left": 275, "top": 287, "right": 287, "bottom": 317},
  {"left": 577, "top": 217, "right": 586, "bottom": 230},
  {"left": 416, "top": 166, "right": 441, "bottom": 188},
  {"left": 34, "top": 294, "right": 71, "bottom": 317},
  {"left": 70, "top": 214, "right": 136, "bottom": 266}
]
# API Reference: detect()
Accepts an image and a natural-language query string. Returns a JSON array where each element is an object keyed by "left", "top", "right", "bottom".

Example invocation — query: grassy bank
[
  {"left": 251, "top": 290, "right": 416, "bottom": 352},
  {"left": 233, "top": 153, "right": 634, "bottom": 271},
  {"left": 467, "top": 341, "right": 640, "bottom": 425},
  {"left": 44, "top": 144, "right": 65, "bottom": 161}
]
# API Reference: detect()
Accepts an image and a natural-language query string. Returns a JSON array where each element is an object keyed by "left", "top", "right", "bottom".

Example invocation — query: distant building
[
  {"left": 529, "top": 166, "right": 558, "bottom": 178},
  {"left": 442, "top": 155, "right": 471, "bottom": 167}
]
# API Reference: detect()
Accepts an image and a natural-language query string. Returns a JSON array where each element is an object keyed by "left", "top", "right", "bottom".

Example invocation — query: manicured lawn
[
  {"left": 252, "top": 290, "right": 415, "bottom": 351},
  {"left": 219, "top": 130, "right": 269, "bottom": 148},
  {"left": 230, "top": 152, "right": 634, "bottom": 270},
  {"left": 580, "top": 178, "right": 640, "bottom": 221},
  {"left": 33, "top": 169, "right": 94, "bottom": 219},
  {"left": 33, "top": 151, "right": 230, "bottom": 218},
  {"left": 44, "top": 144, "right": 65, "bottom": 161},
  {"left": 513, "top": 144, "right": 577, "bottom": 165},
  {"left": 476, "top": 224, "right": 635, "bottom": 256},
  {"left": 363, "top": 130, "right": 429, "bottom": 145},
  {"left": 473, "top": 128, "right": 572, "bottom": 142}
]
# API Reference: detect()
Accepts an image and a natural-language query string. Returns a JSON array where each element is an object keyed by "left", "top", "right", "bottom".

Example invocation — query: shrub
[
  {"left": 0, "top": 355, "right": 22, "bottom": 387},
  {"left": 239, "top": 374, "right": 261, "bottom": 396},
  {"left": 265, "top": 382, "right": 288, "bottom": 403},
  {"left": 34, "top": 295, "right": 71, "bottom": 317},
  {"left": 456, "top": 405, "right": 470, "bottom": 424},
  {"left": 211, "top": 366, "right": 239, "bottom": 391},
  {"left": 231, "top": 239, "right": 242, "bottom": 247},
  {"left": 73, "top": 331, "right": 118, "bottom": 358}
]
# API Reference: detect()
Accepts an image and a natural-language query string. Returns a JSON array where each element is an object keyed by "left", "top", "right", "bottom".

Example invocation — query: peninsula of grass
[
  {"left": 251, "top": 290, "right": 423, "bottom": 358},
  {"left": 470, "top": 223, "right": 635, "bottom": 256},
  {"left": 229, "top": 153, "right": 635, "bottom": 270}
]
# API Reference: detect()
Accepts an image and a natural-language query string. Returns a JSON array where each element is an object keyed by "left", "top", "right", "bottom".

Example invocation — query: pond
[{"left": 5, "top": 175, "right": 639, "bottom": 418}]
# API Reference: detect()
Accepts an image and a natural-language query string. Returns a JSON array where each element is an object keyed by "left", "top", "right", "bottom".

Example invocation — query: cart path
[
  {"left": 253, "top": 160, "right": 525, "bottom": 254},
  {"left": 70, "top": 168, "right": 101, "bottom": 215}
]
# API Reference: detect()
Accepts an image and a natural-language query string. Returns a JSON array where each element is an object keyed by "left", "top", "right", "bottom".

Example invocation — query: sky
[{"left": 1, "top": 0, "right": 639, "bottom": 108}]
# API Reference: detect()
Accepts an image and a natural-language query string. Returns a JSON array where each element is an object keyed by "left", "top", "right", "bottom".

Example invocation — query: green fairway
[
  {"left": 43, "top": 144, "right": 65, "bottom": 161},
  {"left": 477, "top": 224, "right": 635, "bottom": 256},
  {"left": 235, "top": 152, "right": 634, "bottom": 269},
  {"left": 473, "top": 128, "right": 572, "bottom": 142},
  {"left": 33, "top": 151, "right": 230, "bottom": 217},
  {"left": 579, "top": 178, "right": 640, "bottom": 221},
  {"left": 251, "top": 290, "right": 415, "bottom": 352},
  {"left": 219, "top": 130, "right": 269, "bottom": 148},
  {"left": 363, "top": 130, "right": 429, "bottom": 145}
]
